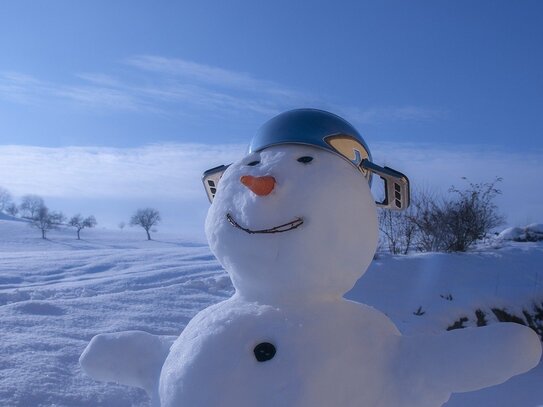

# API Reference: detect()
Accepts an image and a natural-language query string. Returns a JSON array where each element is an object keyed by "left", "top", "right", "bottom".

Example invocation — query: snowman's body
[
  {"left": 81, "top": 113, "right": 542, "bottom": 407},
  {"left": 160, "top": 297, "right": 401, "bottom": 407}
]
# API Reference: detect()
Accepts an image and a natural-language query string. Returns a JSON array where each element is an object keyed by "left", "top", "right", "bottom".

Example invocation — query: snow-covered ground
[{"left": 1, "top": 216, "right": 542, "bottom": 406}]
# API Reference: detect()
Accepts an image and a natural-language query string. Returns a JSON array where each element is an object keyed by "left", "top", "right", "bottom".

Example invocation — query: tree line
[
  {"left": 0, "top": 187, "right": 161, "bottom": 240},
  {"left": 2, "top": 179, "right": 504, "bottom": 246}
]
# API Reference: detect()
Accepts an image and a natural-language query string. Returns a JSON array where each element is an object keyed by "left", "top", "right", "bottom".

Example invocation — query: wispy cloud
[
  {"left": 0, "top": 71, "right": 144, "bottom": 111},
  {"left": 0, "top": 55, "right": 447, "bottom": 124},
  {"left": 344, "top": 106, "right": 448, "bottom": 124},
  {"left": 123, "top": 55, "right": 312, "bottom": 116},
  {"left": 75, "top": 73, "right": 123, "bottom": 87},
  {"left": 0, "top": 72, "right": 51, "bottom": 104},
  {"left": 125, "top": 55, "right": 276, "bottom": 92}
]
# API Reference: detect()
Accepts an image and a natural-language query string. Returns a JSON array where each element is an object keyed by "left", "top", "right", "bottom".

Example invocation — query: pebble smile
[{"left": 226, "top": 213, "right": 304, "bottom": 234}]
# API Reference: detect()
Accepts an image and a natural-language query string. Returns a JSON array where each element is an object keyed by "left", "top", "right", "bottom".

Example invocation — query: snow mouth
[{"left": 226, "top": 213, "right": 304, "bottom": 234}]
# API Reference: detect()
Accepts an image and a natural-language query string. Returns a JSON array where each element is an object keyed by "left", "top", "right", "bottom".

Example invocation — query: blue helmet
[{"left": 249, "top": 108, "right": 372, "bottom": 179}]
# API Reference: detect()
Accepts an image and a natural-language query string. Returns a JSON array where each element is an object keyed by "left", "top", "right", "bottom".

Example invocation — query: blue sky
[
  {"left": 2, "top": 0, "right": 542, "bottom": 149},
  {"left": 1, "top": 1, "right": 542, "bottom": 236}
]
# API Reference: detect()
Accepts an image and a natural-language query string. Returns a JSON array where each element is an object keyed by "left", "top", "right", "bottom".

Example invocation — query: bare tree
[
  {"left": 130, "top": 208, "right": 161, "bottom": 240},
  {"left": 0, "top": 187, "right": 12, "bottom": 212},
  {"left": 68, "top": 214, "right": 97, "bottom": 240},
  {"left": 30, "top": 205, "right": 65, "bottom": 239},
  {"left": 410, "top": 178, "right": 505, "bottom": 252},
  {"left": 379, "top": 178, "right": 505, "bottom": 254},
  {"left": 5, "top": 203, "right": 19, "bottom": 216},
  {"left": 118, "top": 221, "right": 126, "bottom": 231},
  {"left": 442, "top": 177, "right": 505, "bottom": 251},
  {"left": 409, "top": 190, "right": 450, "bottom": 252},
  {"left": 379, "top": 207, "right": 417, "bottom": 255},
  {"left": 20, "top": 194, "right": 45, "bottom": 219}
]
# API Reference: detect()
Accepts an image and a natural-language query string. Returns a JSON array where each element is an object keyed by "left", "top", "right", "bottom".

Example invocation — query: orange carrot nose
[{"left": 240, "top": 175, "right": 276, "bottom": 196}]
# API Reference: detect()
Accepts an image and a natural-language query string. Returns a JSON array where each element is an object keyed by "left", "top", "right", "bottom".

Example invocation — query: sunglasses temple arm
[
  {"left": 202, "top": 164, "right": 231, "bottom": 203},
  {"left": 360, "top": 159, "right": 410, "bottom": 210}
]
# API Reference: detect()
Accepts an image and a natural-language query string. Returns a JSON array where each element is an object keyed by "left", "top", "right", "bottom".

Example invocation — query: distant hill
[{"left": 0, "top": 212, "right": 27, "bottom": 222}]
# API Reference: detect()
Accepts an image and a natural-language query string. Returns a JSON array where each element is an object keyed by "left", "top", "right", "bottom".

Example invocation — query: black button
[{"left": 253, "top": 342, "right": 276, "bottom": 362}]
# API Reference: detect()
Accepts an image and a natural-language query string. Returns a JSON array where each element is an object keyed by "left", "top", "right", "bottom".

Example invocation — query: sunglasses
[
  {"left": 203, "top": 162, "right": 409, "bottom": 211},
  {"left": 202, "top": 138, "right": 410, "bottom": 211}
]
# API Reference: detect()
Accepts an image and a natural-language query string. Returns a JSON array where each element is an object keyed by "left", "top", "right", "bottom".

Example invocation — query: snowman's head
[
  {"left": 204, "top": 109, "right": 409, "bottom": 303},
  {"left": 205, "top": 144, "right": 378, "bottom": 303}
]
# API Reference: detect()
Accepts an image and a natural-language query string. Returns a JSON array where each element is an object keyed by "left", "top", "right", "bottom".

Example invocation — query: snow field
[
  {"left": 349, "top": 244, "right": 543, "bottom": 335},
  {"left": 0, "top": 220, "right": 232, "bottom": 406},
  {"left": 1, "top": 217, "right": 542, "bottom": 406}
]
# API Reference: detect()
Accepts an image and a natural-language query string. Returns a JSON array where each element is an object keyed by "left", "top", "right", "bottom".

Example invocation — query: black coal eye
[
  {"left": 297, "top": 156, "right": 313, "bottom": 164},
  {"left": 247, "top": 160, "right": 260, "bottom": 166}
]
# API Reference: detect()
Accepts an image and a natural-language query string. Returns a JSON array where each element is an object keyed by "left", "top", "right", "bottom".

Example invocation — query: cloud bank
[
  {"left": 0, "top": 143, "right": 541, "bottom": 235},
  {"left": 0, "top": 144, "right": 244, "bottom": 200}
]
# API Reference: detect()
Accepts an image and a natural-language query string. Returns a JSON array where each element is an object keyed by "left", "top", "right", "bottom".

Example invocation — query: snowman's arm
[
  {"left": 80, "top": 330, "right": 177, "bottom": 394},
  {"left": 401, "top": 323, "right": 541, "bottom": 394}
]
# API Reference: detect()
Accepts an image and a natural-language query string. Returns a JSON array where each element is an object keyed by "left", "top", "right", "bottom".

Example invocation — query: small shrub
[
  {"left": 413, "top": 306, "right": 425, "bottom": 316},
  {"left": 381, "top": 178, "right": 505, "bottom": 253},
  {"left": 443, "top": 178, "right": 505, "bottom": 252},
  {"left": 446, "top": 303, "right": 543, "bottom": 341},
  {"left": 447, "top": 317, "right": 469, "bottom": 331},
  {"left": 491, "top": 308, "right": 526, "bottom": 325},
  {"left": 475, "top": 309, "right": 487, "bottom": 327}
]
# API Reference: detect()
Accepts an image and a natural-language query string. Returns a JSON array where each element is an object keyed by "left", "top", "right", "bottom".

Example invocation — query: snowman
[{"left": 81, "top": 109, "right": 541, "bottom": 406}]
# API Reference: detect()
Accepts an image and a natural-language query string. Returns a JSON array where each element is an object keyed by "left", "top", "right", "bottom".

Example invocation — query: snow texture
[
  {"left": 499, "top": 223, "right": 543, "bottom": 242},
  {"left": 1, "top": 213, "right": 543, "bottom": 406},
  {"left": 79, "top": 145, "right": 541, "bottom": 406},
  {"left": 2, "top": 149, "right": 543, "bottom": 406}
]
